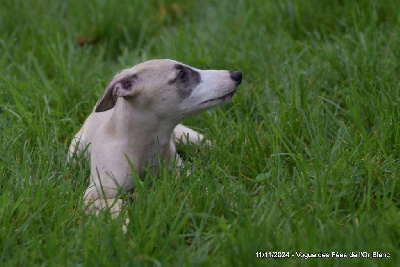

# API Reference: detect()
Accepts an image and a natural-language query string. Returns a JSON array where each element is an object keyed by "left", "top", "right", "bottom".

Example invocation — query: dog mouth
[{"left": 200, "top": 91, "right": 236, "bottom": 105}]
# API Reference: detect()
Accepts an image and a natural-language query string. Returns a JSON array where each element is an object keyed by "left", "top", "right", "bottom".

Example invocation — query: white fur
[{"left": 68, "top": 59, "right": 241, "bottom": 224}]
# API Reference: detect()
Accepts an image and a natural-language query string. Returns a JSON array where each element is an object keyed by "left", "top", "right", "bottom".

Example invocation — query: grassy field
[{"left": 1, "top": 0, "right": 399, "bottom": 265}]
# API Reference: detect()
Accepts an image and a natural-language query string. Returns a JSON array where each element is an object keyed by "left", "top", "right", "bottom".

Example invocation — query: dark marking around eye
[
  {"left": 168, "top": 64, "right": 201, "bottom": 99},
  {"left": 177, "top": 70, "right": 188, "bottom": 82}
]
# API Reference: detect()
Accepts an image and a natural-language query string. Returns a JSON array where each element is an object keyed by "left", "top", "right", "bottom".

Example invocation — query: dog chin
[{"left": 199, "top": 90, "right": 236, "bottom": 106}]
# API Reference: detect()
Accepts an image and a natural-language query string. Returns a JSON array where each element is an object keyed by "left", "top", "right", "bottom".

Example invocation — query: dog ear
[{"left": 95, "top": 77, "right": 137, "bottom": 112}]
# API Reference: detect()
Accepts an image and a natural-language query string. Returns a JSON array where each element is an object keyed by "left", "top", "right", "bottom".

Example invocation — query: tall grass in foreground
[{"left": 0, "top": 0, "right": 399, "bottom": 265}]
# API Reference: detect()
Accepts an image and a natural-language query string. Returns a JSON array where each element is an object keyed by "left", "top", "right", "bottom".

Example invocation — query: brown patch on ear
[
  {"left": 95, "top": 83, "right": 117, "bottom": 112},
  {"left": 95, "top": 74, "right": 138, "bottom": 112}
]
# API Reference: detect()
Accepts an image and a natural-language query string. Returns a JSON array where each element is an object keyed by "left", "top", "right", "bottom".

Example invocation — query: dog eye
[{"left": 177, "top": 70, "right": 187, "bottom": 80}]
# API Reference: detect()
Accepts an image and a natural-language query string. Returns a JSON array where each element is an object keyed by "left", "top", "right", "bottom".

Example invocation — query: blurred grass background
[{"left": 0, "top": 0, "right": 399, "bottom": 265}]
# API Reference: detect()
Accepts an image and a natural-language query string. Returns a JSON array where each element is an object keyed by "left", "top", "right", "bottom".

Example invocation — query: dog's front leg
[
  {"left": 83, "top": 196, "right": 123, "bottom": 218},
  {"left": 67, "top": 128, "right": 89, "bottom": 164},
  {"left": 166, "top": 137, "right": 190, "bottom": 177},
  {"left": 83, "top": 186, "right": 129, "bottom": 232},
  {"left": 173, "top": 124, "right": 211, "bottom": 146}
]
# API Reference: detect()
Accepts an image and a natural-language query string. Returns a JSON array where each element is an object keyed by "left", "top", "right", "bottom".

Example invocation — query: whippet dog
[{"left": 68, "top": 59, "right": 242, "bottom": 218}]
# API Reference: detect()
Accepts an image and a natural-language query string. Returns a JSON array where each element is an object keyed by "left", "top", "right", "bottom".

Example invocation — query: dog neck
[{"left": 107, "top": 98, "right": 177, "bottom": 167}]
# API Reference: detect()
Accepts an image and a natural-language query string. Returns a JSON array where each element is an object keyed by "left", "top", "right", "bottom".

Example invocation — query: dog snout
[{"left": 229, "top": 71, "right": 242, "bottom": 84}]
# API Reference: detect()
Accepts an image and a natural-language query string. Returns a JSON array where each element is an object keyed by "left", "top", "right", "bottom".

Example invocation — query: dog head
[{"left": 95, "top": 59, "right": 242, "bottom": 121}]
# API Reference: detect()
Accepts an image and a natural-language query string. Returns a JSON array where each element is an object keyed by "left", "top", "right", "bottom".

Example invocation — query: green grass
[{"left": 1, "top": 0, "right": 399, "bottom": 265}]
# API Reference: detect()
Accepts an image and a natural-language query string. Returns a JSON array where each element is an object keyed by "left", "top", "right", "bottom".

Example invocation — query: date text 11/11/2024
[{"left": 255, "top": 251, "right": 391, "bottom": 259}]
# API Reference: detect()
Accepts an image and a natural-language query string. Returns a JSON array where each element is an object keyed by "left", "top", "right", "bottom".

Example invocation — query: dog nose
[{"left": 229, "top": 71, "right": 242, "bottom": 84}]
